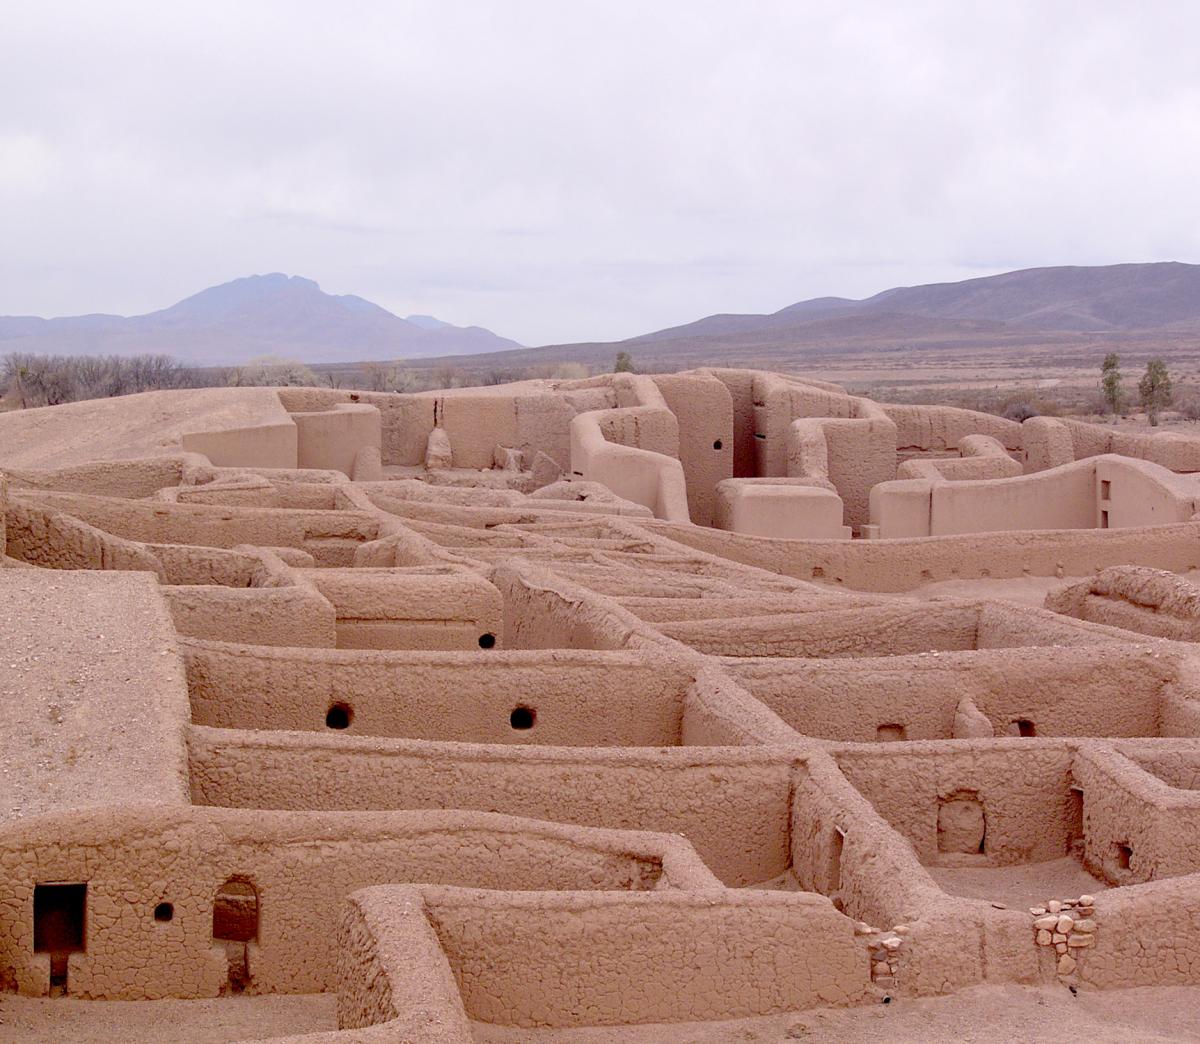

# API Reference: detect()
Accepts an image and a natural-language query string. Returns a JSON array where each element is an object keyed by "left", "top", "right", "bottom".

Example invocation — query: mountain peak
[{"left": 0, "top": 274, "right": 522, "bottom": 365}]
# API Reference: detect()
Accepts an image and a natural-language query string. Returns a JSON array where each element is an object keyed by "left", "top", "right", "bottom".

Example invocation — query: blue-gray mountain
[
  {"left": 0, "top": 274, "right": 521, "bottom": 365},
  {"left": 408, "top": 261, "right": 1200, "bottom": 372}
]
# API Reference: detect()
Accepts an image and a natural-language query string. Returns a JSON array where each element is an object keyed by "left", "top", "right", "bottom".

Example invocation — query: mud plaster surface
[
  {"left": 472, "top": 983, "right": 1200, "bottom": 1043},
  {"left": 0, "top": 992, "right": 336, "bottom": 1042},
  {"left": 907, "top": 567, "right": 1200, "bottom": 609}
]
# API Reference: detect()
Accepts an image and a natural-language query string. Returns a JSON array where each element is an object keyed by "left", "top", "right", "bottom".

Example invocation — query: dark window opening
[
  {"left": 34, "top": 883, "right": 86, "bottom": 954},
  {"left": 1101, "top": 479, "right": 1111, "bottom": 499},
  {"left": 214, "top": 879, "right": 259, "bottom": 995},
  {"left": 1100, "top": 509, "right": 1110, "bottom": 529},
  {"left": 35, "top": 883, "right": 86, "bottom": 998},
  {"left": 1015, "top": 719, "right": 1036, "bottom": 737},
  {"left": 828, "top": 828, "right": 844, "bottom": 897},
  {"left": 1067, "top": 786, "right": 1084, "bottom": 848},
  {"left": 325, "top": 702, "right": 352, "bottom": 729},
  {"left": 712, "top": 439, "right": 723, "bottom": 450},
  {"left": 478, "top": 632, "right": 497, "bottom": 649},
  {"left": 1116, "top": 843, "right": 1133, "bottom": 871},
  {"left": 153, "top": 902, "right": 174, "bottom": 923},
  {"left": 510, "top": 705, "right": 536, "bottom": 730}
]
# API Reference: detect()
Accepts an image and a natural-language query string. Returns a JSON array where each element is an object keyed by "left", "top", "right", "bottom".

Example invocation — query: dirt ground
[
  {"left": 472, "top": 983, "right": 1200, "bottom": 1042},
  {"left": 928, "top": 855, "right": 1107, "bottom": 909},
  {"left": 907, "top": 568, "right": 1200, "bottom": 609},
  {"left": 0, "top": 992, "right": 336, "bottom": 1043}
]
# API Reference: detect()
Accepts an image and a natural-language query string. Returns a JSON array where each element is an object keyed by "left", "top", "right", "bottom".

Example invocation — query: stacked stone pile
[
  {"left": 1030, "top": 894, "right": 1096, "bottom": 978},
  {"left": 855, "top": 920, "right": 907, "bottom": 989}
]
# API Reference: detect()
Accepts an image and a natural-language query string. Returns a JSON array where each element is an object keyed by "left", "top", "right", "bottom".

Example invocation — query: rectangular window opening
[{"left": 34, "top": 883, "right": 87, "bottom": 955}]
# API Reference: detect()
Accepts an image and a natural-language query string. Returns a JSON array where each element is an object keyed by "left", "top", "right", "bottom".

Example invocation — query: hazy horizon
[{"left": 4, "top": 1, "right": 1199, "bottom": 345}]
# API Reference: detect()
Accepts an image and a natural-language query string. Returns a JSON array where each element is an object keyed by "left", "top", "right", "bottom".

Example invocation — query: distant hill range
[
  {"left": 406, "top": 261, "right": 1200, "bottom": 373},
  {"left": 0, "top": 273, "right": 521, "bottom": 365}
]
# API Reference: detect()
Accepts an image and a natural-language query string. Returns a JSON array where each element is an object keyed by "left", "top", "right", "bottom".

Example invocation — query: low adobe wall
[
  {"left": 663, "top": 598, "right": 1123, "bottom": 660},
  {"left": 488, "top": 561, "right": 684, "bottom": 652},
  {"left": 643, "top": 516, "right": 1200, "bottom": 592},
  {"left": 0, "top": 807, "right": 707, "bottom": 998},
  {"left": 161, "top": 581, "right": 337, "bottom": 647},
  {"left": 1075, "top": 745, "right": 1200, "bottom": 885},
  {"left": 3, "top": 456, "right": 188, "bottom": 499},
  {"left": 334, "top": 887, "right": 472, "bottom": 1041},
  {"left": 422, "top": 886, "right": 868, "bottom": 1027},
  {"left": 1026, "top": 415, "right": 1200, "bottom": 474},
  {"left": 752, "top": 373, "right": 896, "bottom": 530},
  {"left": 183, "top": 640, "right": 694, "bottom": 747},
  {"left": 714, "top": 478, "right": 851, "bottom": 540},
  {"left": 896, "top": 434, "right": 1023, "bottom": 482},
  {"left": 187, "top": 730, "right": 797, "bottom": 886},
  {"left": 180, "top": 420, "right": 298, "bottom": 469},
  {"left": 730, "top": 645, "right": 1176, "bottom": 742},
  {"left": 298, "top": 566, "right": 503, "bottom": 650},
  {"left": 3, "top": 498, "right": 166, "bottom": 576},
  {"left": 291, "top": 404, "right": 382, "bottom": 477},
  {"left": 835, "top": 743, "right": 1081, "bottom": 867},
  {"left": 883, "top": 403, "right": 1022, "bottom": 458},
  {"left": 1046, "top": 566, "right": 1200, "bottom": 639},
  {"left": 569, "top": 375, "right": 691, "bottom": 523},
  {"left": 871, "top": 454, "right": 1200, "bottom": 539},
  {"left": 14, "top": 491, "right": 382, "bottom": 560},
  {"left": 790, "top": 752, "right": 1041, "bottom": 994}
]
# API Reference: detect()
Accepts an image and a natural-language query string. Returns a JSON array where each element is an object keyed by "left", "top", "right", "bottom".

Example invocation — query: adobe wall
[
  {"left": 183, "top": 640, "right": 693, "bottom": 747},
  {"left": 161, "top": 582, "right": 338, "bottom": 647},
  {"left": 871, "top": 454, "right": 1200, "bottom": 539},
  {"left": 488, "top": 562, "right": 683, "bottom": 652},
  {"left": 835, "top": 743, "right": 1080, "bottom": 866},
  {"left": 651, "top": 372, "right": 734, "bottom": 526},
  {"left": 335, "top": 888, "right": 471, "bottom": 1041},
  {"left": 186, "top": 729, "right": 795, "bottom": 886},
  {"left": 645, "top": 516, "right": 1200, "bottom": 592},
  {"left": 714, "top": 478, "right": 851, "bottom": 540},
  {"left": 679, "top": 665, "right": 801, "bottom": 746},
  {"left": 4, "top": 499, "right": 166, "bottom": 576},
  {"left": 291, "top": 404, "right": 382, "bottom": 477},
  {"left": 1046, "top": 566, "right": 1200, "bottom": 640},
  {"left": 569, "top": 376, "right": 691, "bottom": 522},
  {"left": 1026, "top": 416, "right": 1200, "bottom": 474},
  {"left": 730, "top": 645, "right": 1173, "bottom": 742},
  {"left": 1074, "top": 746, "right": 1200, "bottom": 885},
  {"left": 3, "top": 456, "right": 187, "bottom": 499},
  {"left": 666, "top": 599, "right": 1126, "bottom": 660},
  {"left": 298, "top": 567, "right": 503, "bottom": 650},
  {"left": 13, "top": 492, "right": 381, "bottom": 555},
  {"left": 0, "top": 807, "right": 701, "bottom": 998},
  {"left": 662, "top": 603, "right": 981, "bottom": 658},
  {"left": 882, "top": 403, "right": 1022, "bottom": 457},
  {"left": 421, "top": 887, "right": 868, "bottom": 1026},
  {"left": 702, "top": 367, "right": 758, "bottom": 479},
  {"left": 180, "top": 420, "right": 298, "bottom": 469}
]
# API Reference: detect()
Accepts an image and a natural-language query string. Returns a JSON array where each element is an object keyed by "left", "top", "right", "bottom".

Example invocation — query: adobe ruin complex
[{"left": 6, "top": 368, "right": 1200, "bottom": 1038}]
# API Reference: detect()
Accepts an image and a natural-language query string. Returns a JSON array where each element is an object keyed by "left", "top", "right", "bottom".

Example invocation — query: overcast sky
[{"left": 2, "top": 1, "right": 1199, "bottom": 345}]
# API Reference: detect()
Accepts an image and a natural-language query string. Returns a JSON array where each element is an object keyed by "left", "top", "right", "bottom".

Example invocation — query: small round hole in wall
[
  {"left": 510, "top": 706, "right": 536, "bottom": 730},
  {"left": 326, "top": 703, "right": 352, "bottom": 730},
  {"left": 478, "top": 632, "right": 497, "bottom": 649},
  {"left": 712, "top": 439, "right": 723, "bottom": 450},
  {"left": 154, "top": 902, "right": 174, "bottom": 923}
]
